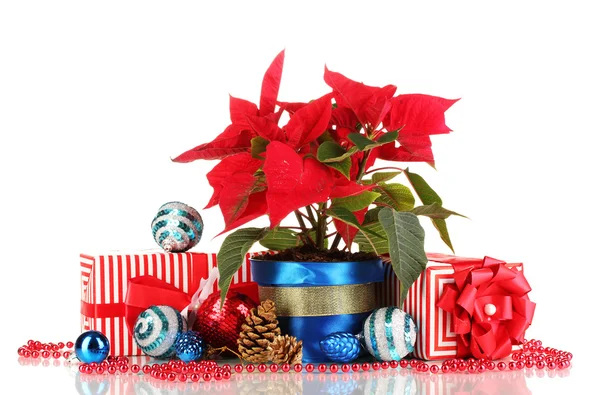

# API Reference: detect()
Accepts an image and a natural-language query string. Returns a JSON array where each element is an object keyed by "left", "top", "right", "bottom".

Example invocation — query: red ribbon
[
  {"left": 123, "top": 277, "right": 260, "bottom": 335},
  {"left": 124, "top": 276, "right": 194, "bottom": 335},
  {"left": 81, "top": 276, "right": 259, "bottom": 336},
  {"left": 436, "top": 256, "right": 535, "bottom": 360}
]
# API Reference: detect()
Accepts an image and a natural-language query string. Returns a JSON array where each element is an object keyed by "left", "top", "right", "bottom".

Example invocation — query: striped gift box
[
  {"left": 380, "top": 253, "right": 523, "bottom": 360},
  {"left": 80, "top": 251, "right": 253, "bottom": 356}
]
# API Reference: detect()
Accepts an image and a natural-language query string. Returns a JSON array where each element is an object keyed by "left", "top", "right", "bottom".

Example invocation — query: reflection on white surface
[
  {"left": 16, "top": 356, "right": 572, "bottom": 395},
  {"left": 19, "top": 357, "right": 567, "bottom": 395}
]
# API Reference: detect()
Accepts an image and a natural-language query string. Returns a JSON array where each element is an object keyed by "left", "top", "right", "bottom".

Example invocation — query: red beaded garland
[{"left": 16, "top": 337, "right": 571, "bottom": 381}]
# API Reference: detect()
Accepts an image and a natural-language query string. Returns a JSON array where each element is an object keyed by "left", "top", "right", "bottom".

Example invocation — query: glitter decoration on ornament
[
  {"left": 174, "top": 331, "right": 205, "bottom": 362},
  {"left": 192, "top": 291, "right": 256, "bottom": 352},
  {"left": 133, "top": 305, "right": 187, "bottom": 358},
  {"left": 74, "top": 331, "right": 110, "bottom": 364},
  {"left": 362, "top": 307, "right": 417, "bottom": 361},
  {"left": 151, "top": 201, "right": 203, "bottom": 252}
]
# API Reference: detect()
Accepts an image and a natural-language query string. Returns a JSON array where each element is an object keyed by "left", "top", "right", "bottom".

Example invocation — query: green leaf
[
  {"left": 376, "top": 130, "right": 399, "bottom": 144},
  {"left": 363, "top": 207, "right": 383, "bottom": 224},
  {"left": 378, "top": 208, "right": 428, "bottom": 305},
  {"left": 347, "top": 133, "right": 374, "bottom": 150},
  {"left": 375, "top": 183, "right": 415, "bottom": 211},
  {"left": 354, "top": 221, "right": 389, "bottom": 254},
  {"left": 251, "top": 136, "right": 269, "bottom": 159},
  {"left": 370, "top": 171, "right": 402, "bottom": 184},
  {"left": 316, "top": 141, "right": 357, "bottom": 163},
  {"left": 331, "top": 190, "right": 381, "bottom": 212},
  {"left": 404, "top": 169, "right": 455, "bottom": 252},
  {"left": 404, "top": 169, "right": 442, "bottom": 206},
  {"left": 326, "top": 207, "right": 385, "bottom": 252},
  {"left": 432, "top": 218, "right": 454, "bottom": 253},
  {"left": 259, "top": 228, "right": 301, "bottom": 250},
  {"left": 317, "top": 131, "right": 335, "bottom": 143},
  {"left": 217, "top": 227, "right": 268, "bottom": 305},
  {"left": 348, "top": 130, "right": 399, "bottom": 151},
  {"left": 411, "top": 202, "right": 467, "bottom": 219},
  {"left": 325, "top": 157, "right": 352, "bottom": 179}
]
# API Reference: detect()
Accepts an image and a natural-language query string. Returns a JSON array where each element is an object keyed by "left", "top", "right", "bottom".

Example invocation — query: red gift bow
[
  {"left": 436, "top": 256, "right": 535, "bottom": 360},
  {"left": 124, "top": 276, "right": 259, "bottom": 335}
]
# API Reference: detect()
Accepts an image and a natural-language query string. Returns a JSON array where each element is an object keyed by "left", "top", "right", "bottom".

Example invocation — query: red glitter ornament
[{"left": 192, "top": 291, "right": 256, "bottom": 351}]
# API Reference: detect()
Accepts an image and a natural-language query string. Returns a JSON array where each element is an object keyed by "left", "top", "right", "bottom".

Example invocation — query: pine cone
[
  {"left": 268, "top": 334, "right": 303, "bottom": 365},
  {"left": 238, "top": 299, "right": 281, "bottom": 363}
]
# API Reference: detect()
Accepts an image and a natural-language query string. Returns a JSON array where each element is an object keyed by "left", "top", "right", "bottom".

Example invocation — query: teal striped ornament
[
  {"left": 133, "top": 305, "right": 187, "bottom": 359},
  {"left": 151, "top": 202, "right": 203, "bottom": 252},
  {"left": 362, "top": 307, "right": 417, "bottom": 361}
]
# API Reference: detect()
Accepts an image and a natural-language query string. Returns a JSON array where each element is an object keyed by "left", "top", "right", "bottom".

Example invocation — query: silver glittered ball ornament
[
  {"left": 362, "top": 307, "right": 417, "bottom": 361},
  {"left": 151, "top": 201, "right": 203, "bottom": 252},
  {"left": 133, "top": 305, "right": 187, "bottom": 359}
]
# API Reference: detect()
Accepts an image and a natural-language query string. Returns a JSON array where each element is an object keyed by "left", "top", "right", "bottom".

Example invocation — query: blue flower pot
[{"left": 250, "top": 258, "right": 384, "bottom": 362}]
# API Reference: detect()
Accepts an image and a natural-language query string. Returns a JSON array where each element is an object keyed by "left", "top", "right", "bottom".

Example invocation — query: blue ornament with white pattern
[
  {"left": 151, "top": 201, "right": 203, "bottom": 252},
  {"left": 319, "top": 332, "right": 361, "bottom": 363},
  {"left": 174, "top": 331, "right": 205, "bottom": 362},
  {"left": 362, "top": 307, "right": 417, "bottom": 361},
  {"left": 133, "top": 305, "right": 187, "bottom": 359}
]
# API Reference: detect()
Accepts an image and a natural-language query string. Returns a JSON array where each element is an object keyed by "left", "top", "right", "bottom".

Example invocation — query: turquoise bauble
[
  {"left": 151, "top": 201, "right": 203, "bottom": 252},
  {"left": 362, "top": 307, "right": 417, "bottom": 361},
  {"left": 133, "top": 305, "right": 187, "bottom": 359}
]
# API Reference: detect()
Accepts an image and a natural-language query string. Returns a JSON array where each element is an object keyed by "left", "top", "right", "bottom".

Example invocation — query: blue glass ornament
[
  {"left": 75, "top": 330, "right": 110, "bottom": 364},
  {"left": 362, "top": 307, "right": 417, "bottom": 361},
  {"left": 133, "top": 305, "right": 187, "bottom": 359},
  {"left": 319, "top": 332, "right": 361, "bottom": 363},
  {"left": 151, "top": 201, "right": 203, "bottom": 252},
  {"left": 174, "top": 331, "right": 205, "bottom": 362}
]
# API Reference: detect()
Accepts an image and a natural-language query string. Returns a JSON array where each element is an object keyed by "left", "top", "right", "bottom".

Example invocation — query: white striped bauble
[
  {"left": 133, "top": 305, "right": 187, "bottom": 359},
  {"left": 151, "top": 201, "right": 203, "bottom": 252},
  {"left": 363, "top": 307, "right": 417, "bottom": 361}
]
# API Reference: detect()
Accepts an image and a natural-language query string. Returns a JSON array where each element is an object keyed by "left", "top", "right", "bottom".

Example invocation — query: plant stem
[
  {"left": 330, "top": 234, "right": 342, "bottom": 250},
  {"left": 305, "top": 206, "right": 319, "bottom": 228},
  {"left": 364, "top": 166, "right": 405, "bottom": 175},
  {"left": 356, "top": 150, "right": 371, "bottom": 182},
  {"left": 294, "top": 210, "right": 315, "bottom": 247},
  {"left": 315, "top": 202, "right": 327, "bottom": 250}
]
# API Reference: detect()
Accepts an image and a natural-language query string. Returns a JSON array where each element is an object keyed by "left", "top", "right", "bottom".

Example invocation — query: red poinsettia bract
[{"left": 173, "top": 50, "right": 458, "bottom": 235}]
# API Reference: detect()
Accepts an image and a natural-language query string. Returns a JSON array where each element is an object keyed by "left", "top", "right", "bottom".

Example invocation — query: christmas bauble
[
  {"left": 74, "top": 330, "right": 110, "bottom": 364},
  {"left": 192, "top": 291, "right": 256, "bottom": 351},
  {"left": 174, "top": 331, "right": 205, "bottom": 362},
  {"left": 133, "top": 305, "right": 187, "bottom": 358},
  {"left": 319, "top": 332, "right": 361, "bottom": 363},
  {"left": 151, "top": 201, "right": 203, "bottom": 252},
  {"left": 362, "top": 307, "right": 417, "bottom": 361}
]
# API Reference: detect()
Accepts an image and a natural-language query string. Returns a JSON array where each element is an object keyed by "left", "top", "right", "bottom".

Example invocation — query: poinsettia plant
[{"left": 174, "top": 50, "right": 463, "bottom": 304}]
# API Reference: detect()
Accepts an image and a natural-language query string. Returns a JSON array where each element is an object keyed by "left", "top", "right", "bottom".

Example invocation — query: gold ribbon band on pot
[{"left": 258, "top": 283, "right": 378, "bottom": 317}]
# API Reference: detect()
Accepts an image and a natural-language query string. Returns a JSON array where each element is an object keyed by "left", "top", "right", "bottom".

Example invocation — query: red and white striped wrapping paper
[
  {"left": 80, "top": 251, "right": 253, "bottom": 356},
  {"left": 379, "top": 254, "right": 523, "bottom": 360}
]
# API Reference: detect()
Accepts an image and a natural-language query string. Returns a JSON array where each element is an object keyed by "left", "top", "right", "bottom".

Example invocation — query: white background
[{"left": 1, "top": 1, "right": 598, "bottom": 393}]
